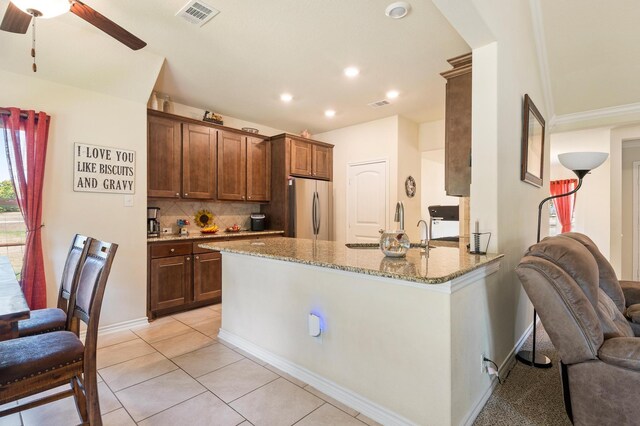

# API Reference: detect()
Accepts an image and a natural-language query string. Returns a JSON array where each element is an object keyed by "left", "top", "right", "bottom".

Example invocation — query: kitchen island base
[{"left": 217, "top": 251, "right": 502, "bottom": 426}]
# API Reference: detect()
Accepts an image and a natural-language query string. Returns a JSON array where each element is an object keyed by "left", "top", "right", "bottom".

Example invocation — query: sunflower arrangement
[{"left": 194, "top": 209, "right": 214, "bottom": 227}]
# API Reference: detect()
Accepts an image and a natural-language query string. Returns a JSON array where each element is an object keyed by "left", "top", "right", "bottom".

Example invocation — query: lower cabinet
[
  {"left": 193, "top": 252, "right": 222, "bottom": 302},
  {"left": 148, "top": 241, "right": 221, "bottom": 319}
]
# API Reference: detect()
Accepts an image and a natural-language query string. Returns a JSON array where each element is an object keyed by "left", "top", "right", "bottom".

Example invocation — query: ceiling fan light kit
[{"left": 11, "top": 0, "right": 69, "bottom": 18}]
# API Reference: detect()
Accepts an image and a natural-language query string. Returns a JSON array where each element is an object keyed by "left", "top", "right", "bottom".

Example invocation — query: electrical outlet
[{"left": 481, "top": 353, "right": 487, "bottom": 373}]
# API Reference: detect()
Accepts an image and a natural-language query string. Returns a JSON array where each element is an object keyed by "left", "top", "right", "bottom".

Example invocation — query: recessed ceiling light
[
  {"left": 344, "top": 67, "right": 360, "bottom": 78},
  {"left": 385, "top": 2, "right": 411, "bottom": 19},
  {"left": 325, "top": 110, "right": 336, "bottom": 118},
  {"left": 280, "top": 93, "right": 293, "bottom": 102},
  {"left": 386, "top": 90, "right": 399, "bottom": 99}
]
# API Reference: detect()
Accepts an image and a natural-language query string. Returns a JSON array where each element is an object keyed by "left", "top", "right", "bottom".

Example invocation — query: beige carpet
[{"left": 473, "top": 326, "right": 572, "bottom": 426}]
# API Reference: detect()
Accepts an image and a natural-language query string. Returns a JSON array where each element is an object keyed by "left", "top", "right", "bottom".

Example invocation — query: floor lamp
[{"left": 516, "top": 151, "right": 609, "bottom": 368}]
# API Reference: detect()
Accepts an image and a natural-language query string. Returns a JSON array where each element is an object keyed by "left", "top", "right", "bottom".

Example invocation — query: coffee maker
[{"left": 147, "top": 207, "right": 160, "bottom": 237}]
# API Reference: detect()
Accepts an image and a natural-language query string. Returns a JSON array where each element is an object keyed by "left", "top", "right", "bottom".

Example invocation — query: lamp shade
[
  {"left": 11, "top": 0, "right": 70, "bottom": 18},
  {"left": 558, "top": 152, "right": 608, "bottom": 172}
]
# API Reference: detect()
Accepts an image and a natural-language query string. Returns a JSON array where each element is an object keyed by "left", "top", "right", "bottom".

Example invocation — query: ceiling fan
[{"left": 0, "top": 0, "right": 146, "bottom": 70}]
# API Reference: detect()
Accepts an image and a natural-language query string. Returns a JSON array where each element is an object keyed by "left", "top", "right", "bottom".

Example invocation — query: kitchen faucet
[
  {"left": 417, "top": 219, "right": 429, "bottom": 248},
  {"left": 394, "top": 201, "right": 405, "bottom": 231}
]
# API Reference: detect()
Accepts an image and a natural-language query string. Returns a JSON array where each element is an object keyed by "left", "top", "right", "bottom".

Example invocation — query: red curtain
[
  {"left": 550, "top": 179, "right": 577, "bottom": 234},
  {"left": 0, "top": 108, "right": 50, "bottom": 309}
]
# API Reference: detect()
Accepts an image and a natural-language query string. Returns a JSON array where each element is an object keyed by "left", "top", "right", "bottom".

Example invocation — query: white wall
[
  {"left": 419, "top": 119, "right": 445, "bottom": 151},
  {"left": 550, "top": 128, "right": 612, "bottom": 257},
  {"left": 0, "top": 68, "right": 151, "bottom": 327},
  {"left": 397, "top": 117, "right": 422, "bottom": 241},
  {"left": 621, "top": 144, "right": 640, "bottom": 279},
  {"left": 316, "top": 117, "right": 399, "bottom": 244}
]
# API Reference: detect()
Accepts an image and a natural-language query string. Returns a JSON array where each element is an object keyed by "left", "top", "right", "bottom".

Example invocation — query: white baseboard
[
  {"left": 80, "top": 317, "right": 149, "bottom": 339},
  {"left": 218, "top": 329, "right": 418, "bottom": 426},
  {"left": 460, "top": 318, "right": 536, "bottom": 426}
]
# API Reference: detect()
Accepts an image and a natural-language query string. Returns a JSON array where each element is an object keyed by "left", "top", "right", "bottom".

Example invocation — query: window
[{"left": 0, "top": 128, "right": 26, "bottom": 277}]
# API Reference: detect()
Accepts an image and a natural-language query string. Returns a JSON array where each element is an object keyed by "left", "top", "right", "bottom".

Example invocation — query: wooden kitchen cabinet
[
  {"left": 150, "top": 255, "right": 191, "bottom": 311},
  {"left": 193, "top": 252, "right": 222, "bottom": 301},
  {"left": 312, "top": 144, "right": 332, "bottom": 180},
  {"left": 247, "top": 137, "right": 271, "bottom": 202},
  {"left": 290, "top": 140, "right": 313, "bottom": 176},
  {"left": 218, "top": 132, "right": 271, "bottom": 202},
  {"left": 148, "top": 115, "right": 182, "bottom": 198},
  {"left": 288, "top": 137, "right": 333, "bottom": 180},
  {"left": 218, "top": 131, "right": 247, "bottom": 201},
  {"left": 261, "top": 134, "right": 333, "bottom": 235},
  {"left": 183, "top": 124, "right": 217, "bottom": 199},
  {"left": 441, "top": 53, "right": 472, "bottom": 197}
]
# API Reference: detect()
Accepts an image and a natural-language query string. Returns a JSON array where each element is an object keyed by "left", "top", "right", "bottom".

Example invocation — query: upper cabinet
[
  {"left": 288, "top": 138, "right": 333, "bottom": 180},
  {"left": 441, "top": 53, "right": 472, "bottom": 197},
  {"left": 218, "top": 132, "right": 271, "bottom": 202},
  {"left": 147, "top": 110, "right": 271, "bottom": 202},
  {"left": 246, "top": 137, "right": 271, "bottom": 202},
  {"left": 148, "top": 115, "right": 182, "bottom": 198},
  {"left": 217, "top": 131, "right": 246, "bottom": 201},
  {"left": 183, "top": 124, "right": 217, "bottom": 199}
]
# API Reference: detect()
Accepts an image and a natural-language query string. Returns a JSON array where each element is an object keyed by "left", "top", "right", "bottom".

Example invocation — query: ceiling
[
  {"left": 0, "top": 0, "right": 470, "bottom": 134},
  {"left": 539, "top": 0, "right": 640, "bottom": 117}
]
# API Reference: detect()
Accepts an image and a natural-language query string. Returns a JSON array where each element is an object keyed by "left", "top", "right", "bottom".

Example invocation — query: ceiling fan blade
[
  {"left": 0, "top": 2, "right": 32, "bottom": 34},
  {"left": 70, "top": 0, "right": 146, "bottom": 50}
]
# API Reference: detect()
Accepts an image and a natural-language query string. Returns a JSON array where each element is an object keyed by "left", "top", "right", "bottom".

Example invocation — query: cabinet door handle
[
  {"left": 248, "top": 196, "right": 251, "bottom": 199},
  {"left": 184, "top": 193, "right": 189, "bottom": 196},
  {"left": 242, "top": 195, "right": 245, "bottom": 199},
  {"left": 170, "top": 248, "right": 175, "bottom": 253},
  {"left": 195, "top": 255, "right": 199, "bottom": 260},
  {"left": 186, "top": 257, "right": 191, "bottom": 261},
  {"left": 175, "top": 192, "right": 180, "bottom": 197}
]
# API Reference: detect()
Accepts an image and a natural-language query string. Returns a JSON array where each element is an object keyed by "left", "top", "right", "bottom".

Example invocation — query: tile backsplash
[{"left": 150, "top": 200, "right": 258, "bottom": 234}]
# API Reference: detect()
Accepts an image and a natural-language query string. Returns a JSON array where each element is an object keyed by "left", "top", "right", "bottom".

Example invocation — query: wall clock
[{"left": 405, "top": 176, "right": 416, "bottom": 198}]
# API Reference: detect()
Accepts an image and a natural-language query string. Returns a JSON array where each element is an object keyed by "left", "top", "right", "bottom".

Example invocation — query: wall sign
[{"left": 74, "top": 143, "right": 136, "bottom": 194}]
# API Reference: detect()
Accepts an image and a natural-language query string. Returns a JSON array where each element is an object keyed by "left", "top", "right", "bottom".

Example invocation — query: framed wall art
[{"left": 520, "top": 94, "right": 545, "bottom": 187}]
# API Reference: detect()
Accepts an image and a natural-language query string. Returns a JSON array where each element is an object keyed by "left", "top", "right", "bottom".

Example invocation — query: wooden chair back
[{"left": 57, "top": 234, "right": 92, "bottom": 311}]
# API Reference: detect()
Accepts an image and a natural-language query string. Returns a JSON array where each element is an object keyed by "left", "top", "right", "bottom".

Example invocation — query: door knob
[{"left": 170, "top": 248, "right": 175, "bottom": 252}]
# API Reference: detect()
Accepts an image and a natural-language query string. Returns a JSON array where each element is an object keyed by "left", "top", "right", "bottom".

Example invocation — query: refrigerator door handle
[
  {"left": 316, "top": 192, "right": 321, "bottom": 235},
  {"left": 312, "top": 191, "right": 320, "bottom": 235}
]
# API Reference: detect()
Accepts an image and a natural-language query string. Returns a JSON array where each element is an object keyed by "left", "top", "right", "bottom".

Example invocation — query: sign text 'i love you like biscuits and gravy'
[{"left": 73, "top": 143, "right": 136, "bottom": 194}]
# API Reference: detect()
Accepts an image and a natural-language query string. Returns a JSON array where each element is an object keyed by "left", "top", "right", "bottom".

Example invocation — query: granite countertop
[
  {"left": 199, "top": 237, "right": 503, "bottom": 285},
  {"left": 147, "top": 230, "right": 284, "bottom": 243}
]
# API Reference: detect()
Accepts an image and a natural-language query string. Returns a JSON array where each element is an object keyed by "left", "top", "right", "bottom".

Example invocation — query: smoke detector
[
  {"left": 385, "top": 2, "right": 411, "bottom": 19},
  {"left": 177, "top": 1, "right": 220, "bottom": 27}
]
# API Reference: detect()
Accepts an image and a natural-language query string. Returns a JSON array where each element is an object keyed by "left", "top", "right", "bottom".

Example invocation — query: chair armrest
[
  {"left": 599, "top": 337, "right": 640, "bottom": 371},
  {"left": 621, "top": 280, "right": 640, "bottom": 307}
]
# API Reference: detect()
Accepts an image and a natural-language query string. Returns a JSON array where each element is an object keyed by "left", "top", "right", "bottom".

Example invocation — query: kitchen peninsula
[{"left": 200, "top": 238, "right": 503, "bottom": 425}]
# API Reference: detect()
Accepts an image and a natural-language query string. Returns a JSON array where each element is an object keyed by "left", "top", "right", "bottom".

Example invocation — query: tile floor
[{"left": 3, "top": 304, "right": 382, "bottom": 426}]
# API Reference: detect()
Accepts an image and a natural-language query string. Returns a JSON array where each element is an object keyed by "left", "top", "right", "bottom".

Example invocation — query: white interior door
[{"left": 347, "top": 160, "right": 387, "bottom": 242}]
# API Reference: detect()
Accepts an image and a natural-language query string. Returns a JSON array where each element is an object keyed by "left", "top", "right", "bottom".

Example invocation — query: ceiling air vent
[
  {"left": 176, "top": 1, "right": 220, "bottom": 27},
  {"left": 368, "top": 99, "right": 390, "bottom": 108}
]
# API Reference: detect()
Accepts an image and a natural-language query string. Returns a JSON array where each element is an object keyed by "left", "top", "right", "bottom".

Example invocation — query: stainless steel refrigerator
[{"left": 288, "top": 177, "right": 333, "bottom": 240}]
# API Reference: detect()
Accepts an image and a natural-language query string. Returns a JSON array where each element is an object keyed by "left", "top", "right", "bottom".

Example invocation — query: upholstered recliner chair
[
  {"left": 560, "top": 232, "right": 640, "bottom": 335},
  {"left": 516, "top": 234, "right": 640, "bottom": 425}
]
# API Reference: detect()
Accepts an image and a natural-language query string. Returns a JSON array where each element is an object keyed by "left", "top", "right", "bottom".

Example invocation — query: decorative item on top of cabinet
[{"left": 440, "top": 52, "right": 472, "bottom": 197}]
